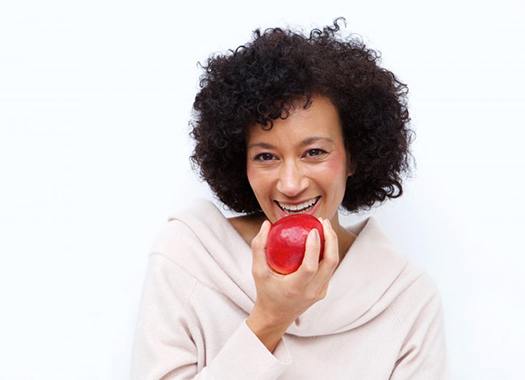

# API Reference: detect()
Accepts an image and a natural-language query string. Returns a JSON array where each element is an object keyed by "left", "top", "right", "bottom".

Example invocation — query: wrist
[
  {"left": 246, "top": 306, "right": 293, "bottom": 353},
  {"left": 248, "top": 304, "right": 294, "bottom": 330}
]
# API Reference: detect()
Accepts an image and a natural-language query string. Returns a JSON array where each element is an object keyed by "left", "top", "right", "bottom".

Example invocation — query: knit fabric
[{"left": 131, "top": 199, "right": 448, "bottom": 379}]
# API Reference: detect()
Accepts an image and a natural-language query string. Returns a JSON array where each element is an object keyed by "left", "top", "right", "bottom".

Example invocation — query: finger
[
  {"left": 296, "top": 227, "right": 321, "bottom": 278},
  {"left": 312, "top": 218, "right": 339, "bottom": 286},
  {"left": 316, "top": 279, "right": 330, "bottom": 300},
  {"left": 250, "top": 220, "right": 272, "bottom": 274}
]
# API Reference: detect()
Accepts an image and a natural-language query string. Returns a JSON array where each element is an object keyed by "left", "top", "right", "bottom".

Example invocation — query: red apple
[{"left": 266, "top": 214, "right": 325, "bottom": 275}]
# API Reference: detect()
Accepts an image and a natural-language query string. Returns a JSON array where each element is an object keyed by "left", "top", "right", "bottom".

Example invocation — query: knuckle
[
  {"left": 317, "top": 283, "right": 329, "bottom": 300},
  {"left": 301, "top": 262, "right": 317, "bottom": 275},
  {"left": 284, "top": 288, "right": 300, "bottom": 299},
  {"left": 305, "top": 290, "right": 318, "bottom": 302},
  {"left": 250, "top": 237, "right": 262, "bottom": 250},
  {"left": 252, "top": 266, "right": 268, "bottom": 279},
  {"left": 317, "top": 290, "right": 327, "bottom": 300},
  {"left": 325, "top": 255, "right": 339, "bottom": 268}
]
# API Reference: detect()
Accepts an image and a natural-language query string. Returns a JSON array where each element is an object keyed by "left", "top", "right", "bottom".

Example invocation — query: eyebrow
[{"left": 247, "top": 136, "right": 335, "bottom": 150}]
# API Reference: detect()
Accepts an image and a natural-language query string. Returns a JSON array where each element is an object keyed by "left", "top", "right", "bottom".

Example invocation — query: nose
[{"left": 276, "top": 160, "right": 309, "bottom": 198}]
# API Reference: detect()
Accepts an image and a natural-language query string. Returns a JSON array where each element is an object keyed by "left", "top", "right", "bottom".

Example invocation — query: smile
[{"left": 275, "top": 196, "right": 321, "bottom": 213}]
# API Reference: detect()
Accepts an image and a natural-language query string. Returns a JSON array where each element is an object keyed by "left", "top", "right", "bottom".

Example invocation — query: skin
[{"left": 228, "top": 95, "right": 358, "bottom": 353}]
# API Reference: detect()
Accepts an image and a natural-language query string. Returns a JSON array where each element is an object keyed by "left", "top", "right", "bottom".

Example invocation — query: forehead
[{"left": 246, "top": 96, "right": 343, "bottom": 145}]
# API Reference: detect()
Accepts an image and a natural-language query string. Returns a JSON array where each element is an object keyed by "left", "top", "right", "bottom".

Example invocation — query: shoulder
[
  {"left": 148, "top": 199, "right": 220, "bottom": 260},
  {"left": 149, "top": 218, "right": 201, "bottom": 260},
  {"left": 149, "top": 198, "right": 256, "bottom": 265},
  {"left": 352, "top": 215, "right": 442, "bottom": 303},
  {"left": 402, "top": 260, "right": 442, "bottom": 298},
  {"left": 395, "top": 264, "right": 444, "bottom": 322}
]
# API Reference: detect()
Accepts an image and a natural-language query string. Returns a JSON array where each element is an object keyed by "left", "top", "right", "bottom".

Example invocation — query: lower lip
[{"left": 274, "top": 197, "right": 321, "bottom": 220}]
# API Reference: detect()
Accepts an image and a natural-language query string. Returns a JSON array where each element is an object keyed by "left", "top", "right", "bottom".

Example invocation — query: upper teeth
[{"left": 278, "top": 197, "right": 318, "bottom": 211}]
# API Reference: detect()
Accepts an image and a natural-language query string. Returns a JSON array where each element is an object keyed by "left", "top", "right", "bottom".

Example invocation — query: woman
[{"left": 131, "top": 18, "right": 448, "bottom": 379}]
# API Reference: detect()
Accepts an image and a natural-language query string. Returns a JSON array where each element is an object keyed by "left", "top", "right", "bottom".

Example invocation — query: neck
[
  {"left": 332, "top": 224, "right": 356, "bottom": 262},
  {"left": 330, "top": 213, "right": 357, "bottom": 262}
]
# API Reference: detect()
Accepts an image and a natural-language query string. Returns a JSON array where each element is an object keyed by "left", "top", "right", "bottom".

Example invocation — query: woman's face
[{"left": 246, "top": 95, "right": 353, "bottom": 226}]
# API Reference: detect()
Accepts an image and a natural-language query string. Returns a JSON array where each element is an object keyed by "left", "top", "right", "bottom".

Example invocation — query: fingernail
[{"left": 312, "top": 228, "right": 319, "bottom": 240}]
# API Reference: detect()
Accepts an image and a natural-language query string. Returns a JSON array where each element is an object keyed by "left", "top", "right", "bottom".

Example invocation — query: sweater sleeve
[
  {"left": 389, "top": 290, "right": 449, "bottom": 380},
  {"left": 131, "top": 252, "right": 292, "bottom": 380}
]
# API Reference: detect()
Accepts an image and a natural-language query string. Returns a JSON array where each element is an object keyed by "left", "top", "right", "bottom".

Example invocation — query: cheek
[
  {"left": 315, "top": 153, "right": 347, "bottom": 180},
  {"left": 246, "top": 170, "right": 256, "bottom": 191},
  {"left": 246, "top": 165, "right": 266, "bottom": 195},
  {"left": 326, "top": 158, "right": 345, "bottom": 174},
  {"left": 246, "top": 162, "right": 258, "bottom": 182}
]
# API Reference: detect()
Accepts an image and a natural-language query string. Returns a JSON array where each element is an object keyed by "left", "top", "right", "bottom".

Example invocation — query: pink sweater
[{"left": 131, "top": 199, "right": 448, "bottom": 379}]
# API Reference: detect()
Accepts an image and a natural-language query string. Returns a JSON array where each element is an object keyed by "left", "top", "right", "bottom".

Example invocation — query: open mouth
[{"left": 275, "top": 196, "right": 321, "bottom": 214}]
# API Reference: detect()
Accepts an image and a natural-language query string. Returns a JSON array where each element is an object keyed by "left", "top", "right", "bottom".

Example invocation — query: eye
[
  {"left": 305, "top": 148, "right": 327, "bottom": 158},
  {"left": 253, "top": 152, "right": 275, "bottom": 161}
]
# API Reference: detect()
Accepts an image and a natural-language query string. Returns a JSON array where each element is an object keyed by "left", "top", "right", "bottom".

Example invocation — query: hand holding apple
[{"left": 247, "top": 216, "right": 340, "bottom": 343}]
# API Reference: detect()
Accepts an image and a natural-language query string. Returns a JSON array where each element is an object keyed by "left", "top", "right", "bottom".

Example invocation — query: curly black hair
[{"left": 189, "top": 17, "right": 415, "bottom": 214}]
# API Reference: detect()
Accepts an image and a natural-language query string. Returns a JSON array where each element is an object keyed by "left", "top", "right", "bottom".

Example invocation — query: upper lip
[{"left": 274, "top": 196, "right": 320, "bottom": 206}]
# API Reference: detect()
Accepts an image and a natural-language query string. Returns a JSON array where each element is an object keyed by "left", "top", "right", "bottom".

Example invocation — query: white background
[{"left": 1, "top": 0, "right": 524, "bottom": 379}]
